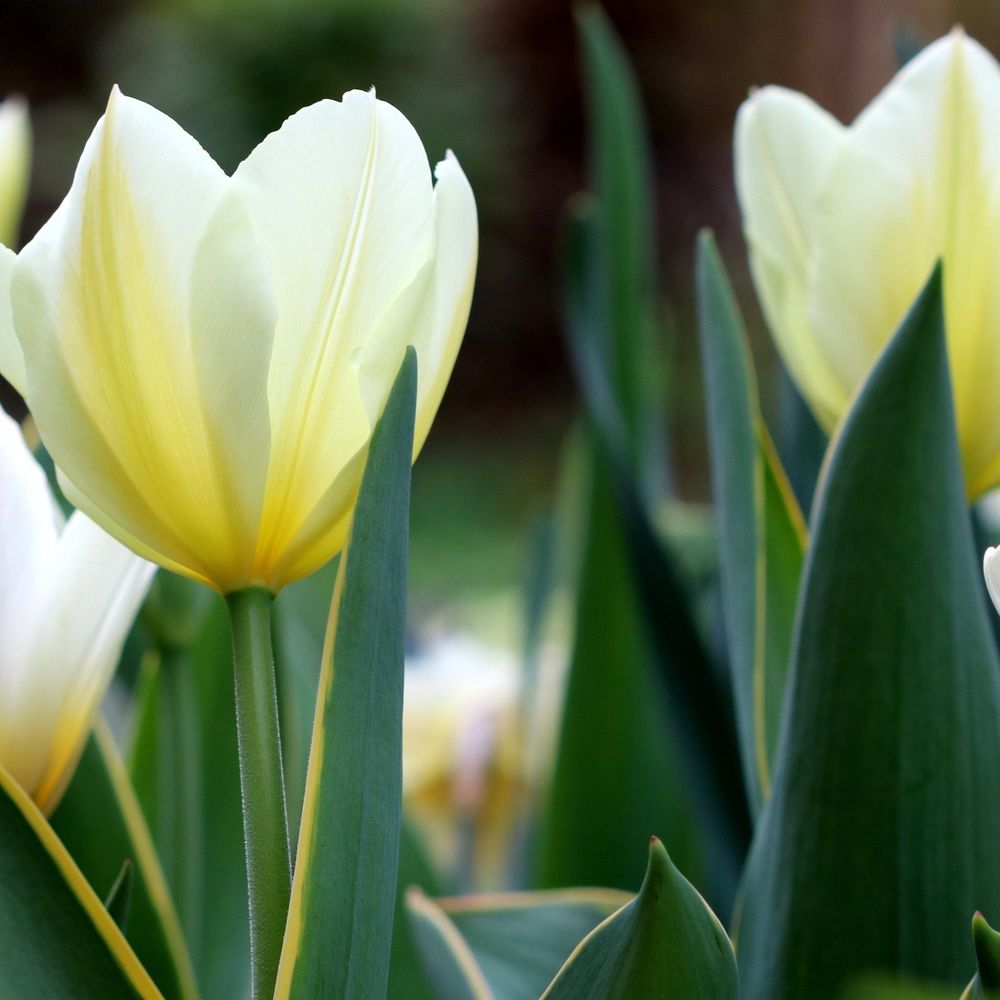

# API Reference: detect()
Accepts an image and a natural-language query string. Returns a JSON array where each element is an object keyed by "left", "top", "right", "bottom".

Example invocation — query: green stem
[
  {"left": 226, "top": 587, "right": 291, "bottom": 1000},
  {"left": 158, "top": 646, "right": 204, "bottom": 965}
]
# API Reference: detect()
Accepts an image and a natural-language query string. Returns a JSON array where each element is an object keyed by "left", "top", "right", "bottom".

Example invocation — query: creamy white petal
[
  {"left": 233, "top": 91, "right": 435, "bottom": 564},
  {"left": 356, "top": 152, "right": 478, "bottom": 454},
  {"left": 734, "top": 86, "right": 846, "bottom": 426},
  {"left": 0, "top": 407, "right": 61, "bottom": 653},
  {"left": 0, "top": 244, "right": 24, "bottom": 395},
  {"left": 188, "top": 188, "right": 277, "bottom": 589},
  {"left": 12, "top": 89, "right": 275, "bottom": 587},
  {"left": 808, "top": 32, "right": 1000, "bottom": 494},
  {"left": 0, "top": 97, "right": 30, "bottom": 248},
  {"left": 8, "top": 512, "right": 153, "bottom": 812}
]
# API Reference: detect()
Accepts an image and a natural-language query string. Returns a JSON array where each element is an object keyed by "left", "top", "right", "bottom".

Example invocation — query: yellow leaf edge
[{"left": 0, "top": 760, "right": 164, "bottom": 999}]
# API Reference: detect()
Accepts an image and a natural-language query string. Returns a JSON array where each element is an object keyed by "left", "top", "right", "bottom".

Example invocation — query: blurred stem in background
[{"left": 226, "top": 587, "right": 291, "bottom": 1000}]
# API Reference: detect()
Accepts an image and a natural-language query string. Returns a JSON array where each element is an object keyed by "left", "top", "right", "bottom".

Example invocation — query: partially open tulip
[
  {"left": 0, "top": 409, "right": 153, "bottom": 814},
  {"left": 736, "top": 30, "right": 1000, "bottom": 497},
  {"left": 0, "top": 97, "right": 29, "bottom": 249},
  {"left": 2, "top": 87, "right": 476, "bottom": 593}
]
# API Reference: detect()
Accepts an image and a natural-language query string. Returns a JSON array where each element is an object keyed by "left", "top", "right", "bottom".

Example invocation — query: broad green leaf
[
  {"left": 273, "top": 559, "right": 337, "bottom": 843},
  {"left": 576, "top": 4, "right": 661, "bottom": 470},
  {"left": 0, "top": 762, "right": 162, "bottom": 998},
  {"left": 844, "top": 978, "right": 958, "bottom": 1000},
  {"left": 407, "top": 887, "right": 630, "bottom": 1000},
  {"left": 276, "top": 559, "right": 437, "bottom": 1000},
  {"left": 128, "top": 647, "right": 204, "bottom": 976},
  {"left": 696, "top": 231, "right": 806, "bottom": 815},
  {"left": 130, "top": 597, "right": 250, "bottom": 1000},
  {"left": 548, "top": 200, "right": 749, "bottom": 909},
  {"left": 52, "top": 720, "right": 198, "bottom": 1000},
  {"left": 105, "top": 860, "right": 134, "bottom": 932},
  {"left": 536, "top": 434, "right": 704, "bottom": 895},
  {"left": 273, "top": 348, "right": 417, "bottom": 999},
  {"left": 542, "top": 839, "right": 737, "bottom": 999},
  {"left": 736, "top": 268, "right": 1000, "bottom": 999},
  {"left": 389, "top": 818, "right": 444, "bottom": 1000}
]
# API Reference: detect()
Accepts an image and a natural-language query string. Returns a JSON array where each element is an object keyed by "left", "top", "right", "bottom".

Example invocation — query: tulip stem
[{"left": 226, "top": 586, "right": 291, "bottom": 1000}]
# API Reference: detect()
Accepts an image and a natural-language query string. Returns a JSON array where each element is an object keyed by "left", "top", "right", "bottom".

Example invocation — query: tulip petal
[
  {"left": 233, "top": 90, "right": 435, "bottom": 571},
  {"left": 357, "top": 151, "right": 478, "bottom": 454},
  {"left": 188, "top": 188, "right": 277, "bottom": 587},
  {"left": 0, "top": 408, "right": 60, "bottom": 655},
  {"left": 14, "top": 89, "right": 276, "bottom": 588},
  {"left": 3, "top": 512, "right": 153, "bottom": 813},
  {"left": 0, "top": 244, "right": 25, "bottom": 394},
  {"left": 0, "top": 96, "right": 30, "bottom": 248},
  {"left": 735, "top": 86, "right": 847, "bottom": 427},
  {"left": 808, "top": 31, "right": 1000, "bottom": 494}
]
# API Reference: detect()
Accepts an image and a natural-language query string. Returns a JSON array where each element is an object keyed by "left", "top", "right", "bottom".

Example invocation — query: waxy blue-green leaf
[
  {"left": 273, "top": 348, "right": 417, "bottom": 999},
  {"left": 576, "top": 3, "right": 661, "bottom": 470},
  {"left": 52, "top": 721, "right": 198, "bottom": 1000},
  {"left": 407, "top": 887, "right": 630, "bottom": 1000},
  {"left": 130, "top": 595, "right": 250, "bottom": 1000},
  {"left": 0, "top": 761, "right": 162, "bottom": 998},
  {"left": 696, "top": 231, "right": 806, "bottom": 816},
  {"left": 542, "top": 839, "right": 737, "bottom": 999},
  {"left": 549, "top": 198, "right": 749, "bottom": 908},
  {"left": 273, "top": 559, "right": 337, "bottom": 843},
  {"left": 844, "top": 979, "right": 958, "bottom": 1000},
  {"left": 737, "top": 267, "right": 1000, "bottom": 999}
]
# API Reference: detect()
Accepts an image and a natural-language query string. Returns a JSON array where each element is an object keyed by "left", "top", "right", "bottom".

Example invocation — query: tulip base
[{"left": 226, "top": 586, "right": 291, "bottom": 1000}]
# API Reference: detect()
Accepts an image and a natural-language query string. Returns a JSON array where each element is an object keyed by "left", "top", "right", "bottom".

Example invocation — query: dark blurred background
[{"left": 1, "top": 0, "right": 994, "bottom": 613}]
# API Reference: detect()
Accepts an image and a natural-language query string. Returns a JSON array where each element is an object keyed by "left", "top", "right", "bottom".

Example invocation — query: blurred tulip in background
[{"left": 736, "top": 30, "right": 1000, "bottom": 496}]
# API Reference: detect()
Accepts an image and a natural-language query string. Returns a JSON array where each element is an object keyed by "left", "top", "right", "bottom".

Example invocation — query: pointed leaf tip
[
  {"left": 973, "top": 912, "right": 1000, "bottom": 991},
  {"left": 542, "top": 838, "right": 737, "bottom": 999}
]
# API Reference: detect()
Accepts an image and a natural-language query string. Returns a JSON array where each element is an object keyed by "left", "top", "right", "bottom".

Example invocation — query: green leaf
[
  {"left": 273, "top": 348, "right": 417, "bottom": 999},
  {"left": 407, "top": 887, "right": 630, "bottom": 1000},
  {"left": 52, "top": 721, "right": 199, "bottom": 1000},
  {"left": 389, "top": 818, "right": 444, "bottom": 1000},
  {"left": 696, "top": 231, "right": 806, "bottom": 816},
  {"left": 542, "top": 838, "right": 737, "bottom": 999},
  {"left": 843, "top": 977, "right": 959, "bottom": 1000},
  {"left": 964, "top": 912, "right": 1000, "bottom": 998},
  {"left": 550, "top": 201, "right": 749, "bottom": 909},
  {"left": 273, "top": 559, "right": 338, "bottom": 843},
  {"left": 736, "top": 267, "right": 1000, "bottom": 998},
  {"left": 129, "top": 597, "right": 250, "bottom": 1000},
  {"left": 105, "top": 861, "right": 134, "bottom": 932},
  {"left": 536, "top": 432, "right": 705, "bottom": 894},
  {"left": 0, "top": 762, "right": 162, "bottom": 998},
  {"left": 575, "top": 4, "right": 660, "bottom": 467}
]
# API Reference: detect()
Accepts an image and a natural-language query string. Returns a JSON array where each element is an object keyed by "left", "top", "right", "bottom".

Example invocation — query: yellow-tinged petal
[
  {"left": 26, "top": 512, "right": 154, "bottom": 814},
  {"left": 13, "top": 88, "right": 277, "bottom": 591},
  {"left": 12, "top": 87, "right": 476, "bottom": 593},
  {"left": 232, "top": 90, "right": 435, "bottom": 577},
  {"left": 737, "top": 30, "right": 1000, "bottom": 496},
  {"left": 734, "top": 86, "right": 846, "bottom": 426},
  {"left": 0, "top": 97, "right": 30, "bottom": 249},
  {"left": 809, "top": 31, "right": 1000, "bottom": 496},
  {"left": 358, "top": 150, "right": 479, "bottom": 455},
  {"left": 0, "top": 407, "right": 154, "bottom": 813}
]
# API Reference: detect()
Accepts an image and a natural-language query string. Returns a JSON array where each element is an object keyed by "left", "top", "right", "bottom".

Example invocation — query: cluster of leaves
[{"left": 5, "top": 8, "right": 1000, "bottom": 1000}]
